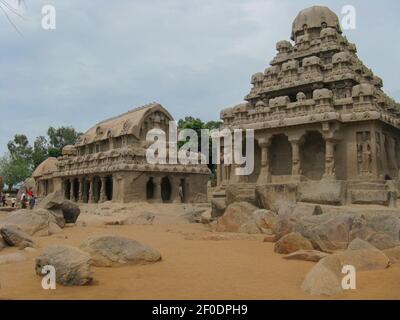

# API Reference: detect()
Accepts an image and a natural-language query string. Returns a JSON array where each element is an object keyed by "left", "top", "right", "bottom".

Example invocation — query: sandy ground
[{"left": 0, "top": 203, "right": 399, "bottom": 300}]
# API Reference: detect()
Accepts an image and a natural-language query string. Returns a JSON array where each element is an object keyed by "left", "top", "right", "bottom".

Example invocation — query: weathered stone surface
[
  {"left": 383, "top": 246, "right": 400, "bottom": 264},
  {"left": 349, "top": 189, "right": 392, "bottom": 206},
  {"left": 35, "top": 245, "right": 93, "bottom": 286},
  {"left": 274, "top": 210, "right": 297, "bottom": 240},
  {"left": 182, "top": 206, "right": 207, "bottom": 223},
  {"left": 253, "top": 209, "right": 277, "bottom": 232},
  {"left": 216, "top": 202, "right": 258, "bottom": 232},
  {"left": 298, "top": 180, "right": 346, "bottom": 205},
  {"left": 39, "top": 191, "right": 80, "bottom": 224},
  {"left": 295, "top": 212, "right": 354, "bottom": 249},
  {"left": 238, "top": 220, "right": 262, "bottom": 234},
  {"left": 263, "top": 235, "right": 277, "bottom": 242},
  {"left": 292, "top": 203, "right": 323, "bottom": 217},
  {"left": 366, "top": 233, "right": 398, "bottom": 250},
  {"left": 335, "top": 238, "right": 390, "bottom": 271},
  {"left": 274, "top": 232, "right": 313, "bottom": 254},
  {"left": 0, "top": 225, "right": 35, "bottom": 248},
  {"left": 255, "top": 183, "right": 297, "bottom": 213},
  {"left": 211, "top": 198, "right": 226, "bottom": 218},
  {"left": 365, "top": 214, "right": 400, "bottom": 241},
  {"left": 283, "top": 250, "right": 328, "bottom": 262},
  {"left": 0, "top": 209, "right": 60, "bottom": 236},
  {"left": 226, "top": 183, "right": 256, "bottom": 206},
  {"left": 0, "top": 237, "right": 6, "bottom": 250},
  {"left": 0, "top": 252, "right": 27, "bottom": 265},
  {"left": 301, "top": 255, "right": 343, "bottom": 296},
  {"left": 200, "top": 209, "right": 213, "bottom": 224},
  {"left": 80, "top": 236, "right": 162, "bottom": 267}
]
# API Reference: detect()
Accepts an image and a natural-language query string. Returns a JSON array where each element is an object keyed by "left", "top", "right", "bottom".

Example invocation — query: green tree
[
  {"left": 32, "top": 136, "right": 49, "bottom": 168},
  {"left": 0, "top": 153, "right": 31, "bottom": 191},
  {"left": 47, "top": 126, "right": 81, "bottom": 158}
]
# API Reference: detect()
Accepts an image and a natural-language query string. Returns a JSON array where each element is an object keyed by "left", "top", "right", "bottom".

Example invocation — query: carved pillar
[
  {"left": 100, "top": 177, "right": 107, "bottom": 202},
  {"left": 88, "top": 177, "right": 94, "bottom": 203},
  {"left": 154, "top": 177, "right": 162, "bottom": 201},
  {"left": 257, "top": 138, "right": 271, "bottom": 183},
  {"left": 170, "top": 176, "right": 181, "bottom": 203},
  {"left": 289, "top": 139, "right": 301, "bottom": 179},
  {"left": 69, "top": 178, "right": 74, "bottom": 201},
  {"left": 78, "top": 178, "right": 84, "bottom": 203},
  {"left": 323, "top": 138, "right": 336, "bottom": 180}
]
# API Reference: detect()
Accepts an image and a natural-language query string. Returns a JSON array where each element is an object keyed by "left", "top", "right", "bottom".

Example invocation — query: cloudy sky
[{"left": 0, "top": 0, "right": 399, "bottom": 154}]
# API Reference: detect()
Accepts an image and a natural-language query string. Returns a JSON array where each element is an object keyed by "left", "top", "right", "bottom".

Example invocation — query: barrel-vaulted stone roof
[
  {"left": 32, "top": 157, "right": 58, "bottom": 178},
  {"left": 75, "top": 103, "right": 174, "bottom": 146}
]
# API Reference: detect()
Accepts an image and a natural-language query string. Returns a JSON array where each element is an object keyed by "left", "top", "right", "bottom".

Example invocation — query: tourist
[
  {"left": 21, "top": 192, "right": 27, "bottom": 209},
  {"left": 1, "top": 194, "right": 6, "bottom": 207},
  {"left": 29, "top": 195, "right": 36, "bottom": 210},
  {"left": 178, "top": 185, "right": 184, "bottom": 203}
]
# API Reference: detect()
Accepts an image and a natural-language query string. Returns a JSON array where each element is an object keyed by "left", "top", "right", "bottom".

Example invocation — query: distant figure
[
  {"left": 29, "top": 196, "right": 36, "bottom": 210},
  {"left": 1, "top": 194, "right": 6, "bottom": 207},
  {"left": 27, "top": 188, "right": 34, "bottom": 199},
  {"left": 21, "top": 193, "right": 27, "bottom": 209},
  {"left": 11, "top": 198, "right": 16, "bottom": 208},
  {"left": 178, "top": 185, "right": 184, "bottom": 203}
]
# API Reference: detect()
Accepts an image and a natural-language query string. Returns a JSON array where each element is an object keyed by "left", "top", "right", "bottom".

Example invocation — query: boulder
[
  {"left": 39, "top": 191, "right": 80, "bottom": 224},
  {"left": 35, "top": 245, "right": 93, "bottom": 286},
  {"left": 0, "top": 252, "right": 27, "bottom": 265},
  {"left": 253, "top": 209, "right": 277, "bottom": 232},
  {"left": 181, "top": 206, "right": 206, "bottom": 223},
  {"left": 80, "top": 236, "right": 162, "bottom": 267},
  {"left": 365, "top": 214, "right": 400, "bottom": 241},
  {"left": 283, "top": 250, "right": 329, "bottom": 262},
  {"left": 335, "top": 238, "right": 390, "bottom": 271},
  {"left": 274, "top": 210, "right": 298, "bottom": 240},
  {"left": 383, "top": 246, "right": 400, "bottom": 264},
  {"left": 225, "top": 183, "right": 256, "bottom": 206},
  {"left": 211, "top": 198, "right": 226, "bottom": 218},
  {"left": 200, "top": 209, "right": 213, "bottom": 224},
  {"left": 0, "top": 225, "right": 35, "bottom": 248},
  {"left": 366, "top": 233, "right": 398, "bottom": 250},
  {"left": 298, "top": 180, "right": 346, "bottom": 205},
  {"left": 294, "top": 212, "right": 355, "bottom": 249},
  {"left": 0, "top": 209, "right": 61, "bottom": 235},
  {"left": 216, "top": 202, "right": 258, "bottom": 232},
  {"left": 239, "top": 221, "right": 262, "bottom": 234},
  {"left": 255, "top": 183, "right": 297, "bottom": 212},
  {"left": 0, "top": 237, "right": 6, "bottom": 250},
  {"left": 263, "top": 235, "right": 277, "bottom": 243},
  {"left": 274, "top": 232, "right": 313, "bottom": 254},
  {"left": 301, "top": 255, "right": 343, "bottom": 296}
]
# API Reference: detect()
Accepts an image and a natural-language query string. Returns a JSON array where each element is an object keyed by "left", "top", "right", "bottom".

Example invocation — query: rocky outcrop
[
  {"left": 0, "top": 225, "right": 35, "bottom": 248},
  {"left": 274, "top": 232, "right": 313, "bottom": 254},
  {"left": 283, "top": 250, "right": 328, "bottom": 262},
  {"left": 211, "top": 198, "right": 226, "bottom": 218},
  {"left": 80, "top": 236, "right": 162, "bottom": 267},
  {"left": 255, "top": 183, "right": 297, "bottom": 212},
  {"left": 35, "top": 245, "right": 93, "bottom": 286},
  {"left": 301, "top": 238, "right": 390, "bottom": 296},
  {"left": 366, "top": 233, "right": 398, "bottom": 250},
  {"left": 0, "top": 209, "right": 63, "bottom": 236},
  {"left": 39, "top": 191, "right": 80, "bottom": 224},
  {"left": 216, "top": 202, "right": 258, "bottom": 233}
]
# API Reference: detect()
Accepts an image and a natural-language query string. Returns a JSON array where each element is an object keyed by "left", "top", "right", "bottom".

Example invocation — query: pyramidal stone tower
[{"left": 215, "top": 6, "right": 400, "bottom": 210}]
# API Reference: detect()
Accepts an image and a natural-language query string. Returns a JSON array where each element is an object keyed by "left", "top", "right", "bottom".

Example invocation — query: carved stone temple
[
  {"left": 214, "top": 6, "right": 400, "bottom": 210},
  {"left": 33, "top": 103, "right": 210, "bottom": 203}
]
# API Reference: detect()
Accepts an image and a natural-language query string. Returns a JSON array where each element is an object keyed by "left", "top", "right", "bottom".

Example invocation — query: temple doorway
[
  {"left": 64, "top": 180, "right": 71, "bottom": 200},
  {"left": 93, "top": 176, "right": 102, "bottom": 203},
  {"left": 105, "top": 176, "right": 113, "bottom": 201},
  {"left": 269, "top": 134, "right": 292, "bottom": 175},
  {"left": 146, "top": 177, "right": 155, "bottom": 200},
  {"left": 301, "top": 131, "right": 325, "bottom": 180},
  {"left": 161, "top": 176, "right": 172, "bottom": 202}
]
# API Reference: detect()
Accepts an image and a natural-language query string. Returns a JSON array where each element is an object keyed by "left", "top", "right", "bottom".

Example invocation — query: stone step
[{"left": 347, "top": 183, "right": 387, "bottom": 191}]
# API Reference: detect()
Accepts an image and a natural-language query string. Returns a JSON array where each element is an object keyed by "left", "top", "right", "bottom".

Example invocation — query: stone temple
[
  {"left": 33, "top": 103, "right": 210, "bottom": 203},
  {"left": 214, "top": 6, "right": 400, "bottom": 211}
]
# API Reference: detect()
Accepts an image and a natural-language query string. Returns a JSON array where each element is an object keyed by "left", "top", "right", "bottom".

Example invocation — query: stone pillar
[
  {"left": 88, "top": 177, "right": 94, "bottom": 203},
  {"left": 170, "top": 176, "right": 180, "bottom": 203},
  {"left": 78, "top": 178, "right": 84, "bottom": 203},
  {"left": 257, "top": 138, "right": 271, "bottom": 183},
  {"left": 323, "top": 138, "right": 336, "bottom": 180},
  {"left": 289, "top": 139, "right": 302, "bottom": 180},
  {"left": 100, "top": 177, "right": 107, "bottom": 202},
  {"left": 69, "top": 178, "right": 74, "bottom": 201},
  {"left": 154, "top": 177, "right": 162, "bottom": 201}
]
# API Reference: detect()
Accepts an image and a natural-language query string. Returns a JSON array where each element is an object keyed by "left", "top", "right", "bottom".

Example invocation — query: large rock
[
  {"left": 216, "top": 202, "right": 258, "bottom": 232},
  {"left": 274, "top": 209, "right": 297, "bottom": 240},
  {"left": 35, "top": 245, "right": 93, "bottom": 286},
  {"left": 0, "top": 252, "right": 27, "bottom": 265},
  {"left": 294, "top": 212, "right": 355, "bottom": 250},
  {"left": 255, "top": 183, "right": 297, "bottom": 212},
  {"left": 366, "top": 233, "right": 398, "bottom": 250},
  {"left": 284, "top": 250, "right": 329, "bottom": 262},
  {"left": 364, "top": 214, "right": 400, "bottom": 241},
  {"left": 274, "top": 232, "right": 313, "bottom": 254},
  {"left": 0, "top": 225, "right": 35, "bottom": 248},
  {"left": 253, "top": 209, "right": 277, "bottom": 233},
  {"left": 80, "top": 236, "right": 162, "bottom": 267},
  {"left": 301, "top": 255, "right": 343, "bottom": 296},
  {"left": 211, "top": 198, "right": 226, "bottom": 218},
  {"left": 39, "top": 191, "right": 80, "bottom": 224},
  {"left": 226, "top": 183, "right": 256, "bottom": 206},
  {"left": 298, "top": 180, "right": 346, "bottom": 205}
]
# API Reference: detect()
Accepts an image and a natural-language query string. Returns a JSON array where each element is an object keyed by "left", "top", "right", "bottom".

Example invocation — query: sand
[{"left": 0, "top": 203, "right": 399, "bottom": 300}]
